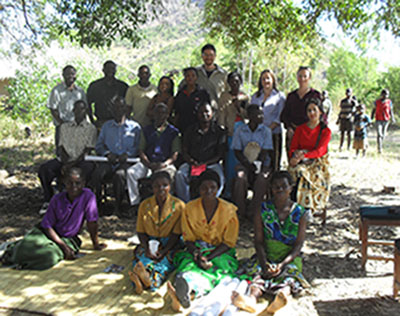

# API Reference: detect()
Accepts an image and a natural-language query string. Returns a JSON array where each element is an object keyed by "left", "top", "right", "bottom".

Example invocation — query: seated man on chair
[
  {"left": 38, "top": 100, "right": 97, "bottom": 214},
  {"left": 2, "top": 167, "right": 106, "bottom": 270},
  {"left": 232, "top": 104, "right": 273, "bottom": 218},
  {"left": 91, "top": 96, "right": 141, "bottom": 216},
  {"left": 126, "top": 102, "right": 180, "bottom": 206},
  {"left": 175, "top": 102, "right": 227, "bottom": 202}
]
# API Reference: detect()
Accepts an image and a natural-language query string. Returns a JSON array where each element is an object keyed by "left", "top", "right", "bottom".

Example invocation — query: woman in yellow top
[
  {"left": 128, "top": 171, "right": 185, "bottom": 293},
  {"left": 167, "top": 170, "right": 239, "bottom": 311}
]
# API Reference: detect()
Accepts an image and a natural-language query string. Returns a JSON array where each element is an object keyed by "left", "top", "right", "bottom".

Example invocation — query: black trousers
[{"left": 38, "top": 159, "right": 95, "bottom": 202}]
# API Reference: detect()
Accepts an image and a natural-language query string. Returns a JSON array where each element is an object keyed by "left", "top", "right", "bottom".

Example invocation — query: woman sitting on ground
[
  {"left": 128, "top": 171, "right": 185, "bottom": 293},
  {"left": 288, "top": 98, "right": 331, "bottom": 216},
  {"left": 167, "top": 170, "right": 239, "bottom": 312},
  {"left": 233, "top": 171, "right": 310, "bottom": 315},
  {"left": 146, "top": 76, "right": 175, "bottom": 120},
  {"left": 2, "top": 167, "right": 106, "bottom": 270}
]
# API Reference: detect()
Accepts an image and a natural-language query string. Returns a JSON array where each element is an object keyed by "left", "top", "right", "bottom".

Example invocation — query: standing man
[
  {"left": 87, "top": 60, "right": 129, "bottom": 128},
  {"left": 371, "top": 89, "right": 395, "bottom": 153},
  {"left": 125, "top": 65, "right": 158, "bottom": 127},
  {"left": 195, "top": 44, "right": 227, "bottom": 110},
  {"left": 337, "top": 88, "right": 357, "bottom": 151},
  {"left": 91, "top": 96, "right": 141, "bottom": 216},
  {"left": 47, "top": 65, "right": 86, "bottom": 148}
]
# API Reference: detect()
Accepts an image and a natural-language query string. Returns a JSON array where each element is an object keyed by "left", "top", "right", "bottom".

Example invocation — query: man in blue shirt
[
  {"left": 231, "top": 104, "right": 273, "bottom": 218},
  {"left": 91, "top": 96, "right": 141, "bottom": 216}
]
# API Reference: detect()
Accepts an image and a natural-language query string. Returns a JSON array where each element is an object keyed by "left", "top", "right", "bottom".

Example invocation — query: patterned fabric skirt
[
  {"left": 173, "top": 241, "right": 239, "bottom": 297},
  {"left": 237, "top": 240, "right": 309, "bottom": 295},
  {"left": 288, "top": 155, "right": 330, "bottom": 211},
  {"left": 131, "top": 237, "right": 179, "bottom": 291}
]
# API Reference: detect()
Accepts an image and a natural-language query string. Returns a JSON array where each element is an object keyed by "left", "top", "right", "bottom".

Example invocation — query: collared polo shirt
[
  {"left": 96, "top": 119, "right": 141, "bottom": 157},
  {"left": 58, "top": 120, "right": 97, "bottom": 162},
  {"left": 41, "top": 188, "right": 98, "bottom": 238},
  {"left": 47, "top": 82, "right": 87, "bottom": 126}
]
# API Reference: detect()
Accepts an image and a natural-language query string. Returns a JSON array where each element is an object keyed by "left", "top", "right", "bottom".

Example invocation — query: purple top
[{"left": 41, "top": 188, "right": 98, "bottom": 238}]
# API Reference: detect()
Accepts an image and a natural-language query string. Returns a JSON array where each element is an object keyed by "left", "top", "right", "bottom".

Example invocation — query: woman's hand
[
  {"left": 196, "top": 255, "right": 213, "bottom": 270},
  {"left": 264, "top": 263, "right": 283, "bottom": 278},
  {"left": 61, "top": 244, "right": 76, "bottom": 260},
  {"left": 145, "top": 248, "right": 159, "bottom": 261}
]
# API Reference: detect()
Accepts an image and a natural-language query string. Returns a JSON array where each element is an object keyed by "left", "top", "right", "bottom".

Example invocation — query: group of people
[
  {"left": 7, "top": 42, "right": 382, "bottom": 314},
  {"left": 336, "top": 88, "right": 395, "bottom": 155}
]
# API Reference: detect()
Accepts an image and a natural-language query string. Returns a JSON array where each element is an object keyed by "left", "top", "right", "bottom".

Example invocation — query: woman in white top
[{"left": 251, "top": 69, "right": 286, "bottom": 170}]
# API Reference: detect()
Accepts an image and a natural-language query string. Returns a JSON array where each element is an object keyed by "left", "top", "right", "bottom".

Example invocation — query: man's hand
[
  {"left": 118, "top": 153, "right": 128, "bottom": 164},
  {"left": 107, "top": 153, "right": 118, "bottom": 164}
]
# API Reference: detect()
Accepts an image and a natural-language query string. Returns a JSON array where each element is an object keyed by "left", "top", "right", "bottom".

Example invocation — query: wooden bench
[
  {"left": 358, "top": 205, "right": 400, "bottom": 268},
  {"left": 394, "top": 239, "right": 400, "bottom": 298}
]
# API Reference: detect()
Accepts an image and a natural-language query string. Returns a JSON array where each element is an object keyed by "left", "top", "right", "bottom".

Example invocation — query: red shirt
[
  {"left": 290, "top": 123, "right": 331, "bottom": 159},
  {"left": 375, "top": 99, "right": 392, "bottom": 121}
]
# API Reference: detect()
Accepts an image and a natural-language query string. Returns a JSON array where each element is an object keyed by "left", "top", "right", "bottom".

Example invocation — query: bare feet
[
  {"left": 133, "top": 261, "right": 151, "bottom": 288},
  {"left": 167, "top": 281, "right": 181, "bottom": 312},
  {"left": 264, "top": 290, "right": 288, "bottom": 314},
  {"left": 231, "top": 291, "right": 257, "bottom": 313},
  {"left": 128, "top": 271, "right": 143, "bottom": 294}
]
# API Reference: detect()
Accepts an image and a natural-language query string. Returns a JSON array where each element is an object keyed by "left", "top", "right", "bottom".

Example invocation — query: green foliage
[
  {"left": 5, "top": 64, "right": 58, "bottom": 129},
  {"left": 326, "top": 47, "right": 380, "bottom": 111},
  {"left": 54, "top": 0, "right": 162, "bottom": 47},
  {"left": 203, "top": 0, "right": 400, "bottom": 54}
]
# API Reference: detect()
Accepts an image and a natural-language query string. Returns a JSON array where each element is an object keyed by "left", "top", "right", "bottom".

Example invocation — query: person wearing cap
[
  {"left": 371, "top": 89, "right": 395, "bottom": 153},
  {"left": 336, "top": 88, "right": 357, "bottom": 151},
  {"left": 166, "top": 170, "right": 239, "bottom": 312},
  {"left": 126, "top": 103, "right": 180, "bottom": 208}
]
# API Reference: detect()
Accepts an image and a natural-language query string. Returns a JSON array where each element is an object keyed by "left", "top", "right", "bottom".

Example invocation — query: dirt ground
[{"left": 1, "top": 127, "right": 400, "bottom": 315}]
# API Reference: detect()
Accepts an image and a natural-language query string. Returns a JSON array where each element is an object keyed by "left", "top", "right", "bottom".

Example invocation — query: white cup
[{"left": 148, "top": 240, "right": 160, "bottom": 256}]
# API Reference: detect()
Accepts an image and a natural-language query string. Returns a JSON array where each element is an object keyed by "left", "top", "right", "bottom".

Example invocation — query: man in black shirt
[
  {"left": 87, "top": 60, "right": 129, "bottom": 128},
  {"left": 175, "top": 103, "right": 227, "bottom": 202}
]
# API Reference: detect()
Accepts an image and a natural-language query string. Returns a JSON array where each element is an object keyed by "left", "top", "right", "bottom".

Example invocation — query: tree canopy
[{"left": 1, "top": 0, "right": 400, "bottom": 50}]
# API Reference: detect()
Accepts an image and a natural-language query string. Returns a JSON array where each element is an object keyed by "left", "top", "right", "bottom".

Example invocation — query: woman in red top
[
  {"left": 280, "top": 66, "right": 321, "bottom": 161},
  {"left": 288, "top": 98, "right": 331, "bottom": 222}
]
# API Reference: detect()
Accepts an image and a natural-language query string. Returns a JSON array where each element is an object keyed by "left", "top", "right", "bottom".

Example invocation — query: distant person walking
[
  {"left": 337, "top": 88, "right": 357, "bottom": 151},
  {"left": 321, "top": 90, "right": 332, "bottom": 122},
  {"left": 353, "top": 104, "right": 372, "bottom": 157},
  {"left": 371, "top": 89, "right": 395, "bottom": 153}
]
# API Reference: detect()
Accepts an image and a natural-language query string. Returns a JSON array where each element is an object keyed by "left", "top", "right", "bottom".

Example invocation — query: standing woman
[
  {"left": 251, "top": 69, "right": 286, "bottom": 170},
  {"left": 218, "top": 71, "right": 249, "bottom": 191},
  {"left": 146, "top": 76, "right": 175, "bottom": 120},
  {"left": 280, "top": 66, "right": 321, "bottom": 161},
  {"left": 288, "top": 98, "right": 331, "bottom": 222}
]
